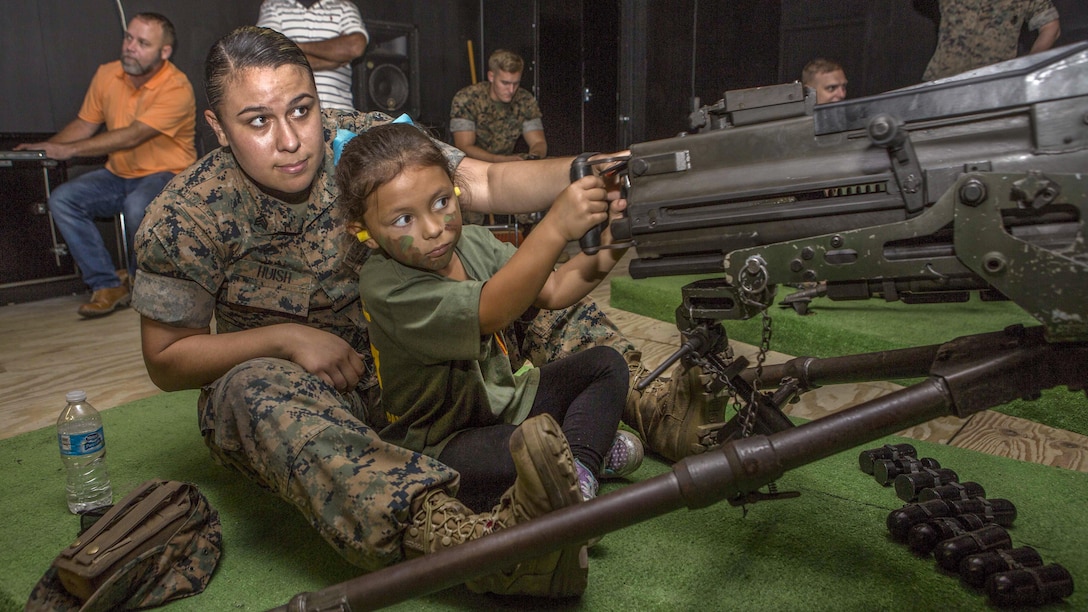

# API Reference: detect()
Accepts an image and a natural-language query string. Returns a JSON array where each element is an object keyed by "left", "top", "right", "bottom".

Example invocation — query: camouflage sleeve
[
  {"left": 449, "top": 117, "right": 475, "bottom": 133},
  {"left": 1028, "top": 0, "right": 1059, "bottom": 31},
  {"left": 523, "top": 93, "right": 543, "bottom": 121},
  {"left": 516, "top": 91, "right": 543, "bottom": 133},
  {"left": 133, "top": 202, "right": 219, "bottom": 328},
  {"left": 133, "top": 173, "right": 228, "bottom": 327},
  {"left": 523, "top": 117, "right": 544, "bottom": 133},
  {"left": 448, "top": 87, "right": 475, "bottom": 124},
  {"left": 437, "top": 139, "right": 466, "bottom": 172},
  {"left": 131, "top": 270, "right": 216, "bottom": 328},
  {"left": 336, "top": 109, "right": 393, "bottom": 131},
  {"left": 137, "top": 191, "right": 225, "bottom": 295}
]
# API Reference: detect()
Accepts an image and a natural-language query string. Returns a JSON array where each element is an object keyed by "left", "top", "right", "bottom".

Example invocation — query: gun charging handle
[{"left": 572, "top": 152, "right": 604, "bottom": 254}]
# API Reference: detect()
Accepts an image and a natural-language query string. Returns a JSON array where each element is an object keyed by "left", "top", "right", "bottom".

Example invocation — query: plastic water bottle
[{"left": 57, "top": 390, "right": 113, "bottom": 514}]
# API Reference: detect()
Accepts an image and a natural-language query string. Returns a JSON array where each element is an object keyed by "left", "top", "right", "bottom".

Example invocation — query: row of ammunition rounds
[{"left": 858, "top": 444, "right": 1073, "bottom": 606}]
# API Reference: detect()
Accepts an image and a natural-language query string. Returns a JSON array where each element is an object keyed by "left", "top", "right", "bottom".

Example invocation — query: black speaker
[
  {"left": 0, "top": 133, "right": 125, "bottom": 303},
  {"left": 354, "top": 20, "right": 419, "bottom": 119}
]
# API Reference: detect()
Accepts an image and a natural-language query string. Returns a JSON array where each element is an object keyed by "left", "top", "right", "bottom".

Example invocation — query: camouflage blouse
[
  {"left": 923, "top": 0, "right": 1059, "bottom": 81},
  {"left": 132, "top": 109, "right": 464, "bottom": 353},
  {"left": 449, "top": 82, "right": 543, "bottom": 155}
]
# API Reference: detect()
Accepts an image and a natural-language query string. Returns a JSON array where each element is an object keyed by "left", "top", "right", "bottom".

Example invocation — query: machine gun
[
  {"left": 273, "top": 44, "right": 1088, "bottom": 611},
  {"left": 602, "top": 41, "right": 1088, "bottom": 450},
  {"left": 619, "top": 45, "right": 1086, "bottom": 333}
]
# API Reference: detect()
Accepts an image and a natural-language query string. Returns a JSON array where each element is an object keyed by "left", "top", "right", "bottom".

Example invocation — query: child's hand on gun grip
[{"left": 544, "top": 175, "right": 610, "bottom": 243}]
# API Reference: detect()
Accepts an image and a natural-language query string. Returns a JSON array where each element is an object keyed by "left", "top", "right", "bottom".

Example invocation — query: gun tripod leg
[
  {"left": 696, "top": 352, "right": 796, "bottom": 447},
  {"left": 741, "top": 343, "right": 943, "bottom": 391}
]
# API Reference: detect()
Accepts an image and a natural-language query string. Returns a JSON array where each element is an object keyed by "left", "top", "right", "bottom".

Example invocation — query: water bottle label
[{"left": 59, "top": 428, "right": 105, "bottom": 456}]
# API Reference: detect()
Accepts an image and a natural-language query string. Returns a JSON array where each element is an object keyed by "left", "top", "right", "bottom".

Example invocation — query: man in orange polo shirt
[{"left": 15, "top": 12, "right": 195, "bottom": 317}]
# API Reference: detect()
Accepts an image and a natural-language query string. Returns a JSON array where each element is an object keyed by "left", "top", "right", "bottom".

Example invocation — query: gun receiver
[{"left": 614, "top": 43, "right": 1088, "bottom": 342}]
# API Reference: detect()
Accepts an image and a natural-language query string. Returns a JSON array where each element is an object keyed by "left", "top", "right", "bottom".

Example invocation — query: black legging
[{"left": 437, "top": 345, "right": 628, "bottom": 512}]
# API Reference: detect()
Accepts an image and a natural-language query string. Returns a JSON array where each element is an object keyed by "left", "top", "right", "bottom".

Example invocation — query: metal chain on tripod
[
  {"left": 734, "top": 256, "right": 784, "bottom": 507},
  {"left": 732, "top": 254, "right": 776, "bottom": 439},
  {"left": 742, "top": 309, "right": 774, "bottom": 438}
]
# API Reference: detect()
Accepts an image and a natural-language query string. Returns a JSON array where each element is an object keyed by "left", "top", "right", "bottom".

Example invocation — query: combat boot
[
  {"left": 403, "top": 413, "right": 587, "bottom": 597},
  {"left": 623, "top": 351, "right": 727, "bottom": 462}
]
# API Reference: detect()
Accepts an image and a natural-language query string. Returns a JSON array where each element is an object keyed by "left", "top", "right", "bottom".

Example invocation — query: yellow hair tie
[
  {"left": 454, "top": 186, "right": 462, "bottom": 197},
  {"left": 356, "top": 229, "right": 370, "bottom": 242}
]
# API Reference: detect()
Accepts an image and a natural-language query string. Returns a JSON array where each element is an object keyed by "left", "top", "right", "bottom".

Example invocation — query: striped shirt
[{"left": 257, "top": 0, "right": 368, "bottom": 110}]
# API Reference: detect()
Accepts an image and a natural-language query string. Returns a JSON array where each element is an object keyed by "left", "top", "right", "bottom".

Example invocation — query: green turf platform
[
  {"left": 2, "top": 392, "right": 1086, "bottom": 610},
  {"left": 610, "top": 274, "right": 1088, "bottom": 437}
]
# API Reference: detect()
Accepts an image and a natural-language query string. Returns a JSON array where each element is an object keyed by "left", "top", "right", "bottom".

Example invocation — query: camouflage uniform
[
  {"left": 450, "top": 81, "right": 545, "bottom": 226},
  {"left": 449, "top": 81, "right": 543, "bottom": 157},
  {"left": 510, "top": 297, "right": 637, "bottom": 369},
  {"left": 512, "top": 294, "right": 727, "bottom": 464},
  {"left": 923, "top": 0, "right": 1059, "bottom": 81},
  {"left": 132, "top": 109, "right": 463, "bottom": 571}
]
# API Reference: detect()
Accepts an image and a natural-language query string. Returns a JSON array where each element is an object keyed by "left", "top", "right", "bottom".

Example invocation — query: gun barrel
[{"left": 272, "top": 378, "right": 954, "bottom": 612}]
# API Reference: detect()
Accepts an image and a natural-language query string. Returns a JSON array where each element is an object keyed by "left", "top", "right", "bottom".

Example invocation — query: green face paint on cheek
[
  {"left": 386, "top": 234, "right": 430, "bottom": 269},
  {"left": 398, "top": 235, "right": 414, "bottom": 251},
  {"left": 374, "top": 234, "right": 414, "bottom": 265}
]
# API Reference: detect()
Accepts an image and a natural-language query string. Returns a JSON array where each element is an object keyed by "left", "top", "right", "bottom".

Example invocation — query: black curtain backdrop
[{"left": 3, "top": 1, "right": 1086, "bottom": 164}]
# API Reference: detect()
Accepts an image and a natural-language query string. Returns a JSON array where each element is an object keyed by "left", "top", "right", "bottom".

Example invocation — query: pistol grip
[
  {"left": 571, "top": 152, "right": 601, "bottom": 255},
  {"left": 579, "top": 226, "right": 603, "bottom": 255}
]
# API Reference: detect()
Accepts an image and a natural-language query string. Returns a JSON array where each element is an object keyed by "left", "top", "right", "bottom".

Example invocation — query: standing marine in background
[{"left": 923, "top": 0, "right": 1060, "bottom": 80}]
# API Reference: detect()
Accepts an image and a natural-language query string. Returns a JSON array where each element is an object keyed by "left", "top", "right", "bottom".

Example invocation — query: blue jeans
[{"left": 48, "top": 168, "right": 174, "bottom": 290}]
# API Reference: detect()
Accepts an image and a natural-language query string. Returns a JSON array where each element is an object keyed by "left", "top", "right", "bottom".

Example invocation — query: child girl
[{"left": 335, "top": 123, "right": 641, "bottom": 511}]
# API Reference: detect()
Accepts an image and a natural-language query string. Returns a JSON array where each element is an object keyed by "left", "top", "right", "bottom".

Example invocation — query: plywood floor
[{"left": 2, "top": 250, "right": 1086, "bottom": 474}]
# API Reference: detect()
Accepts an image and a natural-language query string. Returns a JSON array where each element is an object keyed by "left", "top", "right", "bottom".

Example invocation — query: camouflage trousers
[
  {"left": 510, "top": 295, "right": 637, "bottom": 369},
  {"left": 196, "top": 297, "right": 633, "bottom": 572},
  {"left": 199, "top": 357, "right": 459, "bottom": 572}
]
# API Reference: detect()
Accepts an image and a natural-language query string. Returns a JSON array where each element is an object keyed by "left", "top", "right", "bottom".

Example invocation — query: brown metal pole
[
  {"left": 272, "top": 470, "right": 687, "bottom": 612},
  {"left": 270, "top": 376, "right": 955, "bottom": 612},
  {"left": 740, "top": 343, "right": 943, "bottom": 389}
]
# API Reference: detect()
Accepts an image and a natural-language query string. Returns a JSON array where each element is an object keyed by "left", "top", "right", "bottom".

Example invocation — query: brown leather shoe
[{"left": 77, "top": 285, "right": 131, "bottom": 318}]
